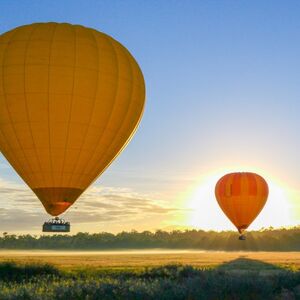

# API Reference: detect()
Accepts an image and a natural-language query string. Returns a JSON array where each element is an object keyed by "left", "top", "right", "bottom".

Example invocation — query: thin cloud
[{"left": 0, "top": 177, "right": 187, "bottom": 233}]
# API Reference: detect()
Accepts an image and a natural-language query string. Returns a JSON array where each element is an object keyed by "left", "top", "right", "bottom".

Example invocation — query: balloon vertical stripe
[{"left": 215, "top": 172, "right": 268, "bottom": 233}]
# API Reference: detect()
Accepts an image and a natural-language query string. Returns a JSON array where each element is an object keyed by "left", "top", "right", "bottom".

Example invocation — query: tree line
[{"left": 0, "top": 226, "right": 299, "bottom": 251}]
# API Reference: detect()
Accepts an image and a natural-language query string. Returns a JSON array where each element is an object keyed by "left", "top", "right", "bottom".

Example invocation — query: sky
[{"left": 0, "top": 0, "right": 299, "bottom": 234}]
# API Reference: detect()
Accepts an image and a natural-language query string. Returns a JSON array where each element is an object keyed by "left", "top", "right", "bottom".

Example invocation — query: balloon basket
[
  {"left": 238, "top": 234, "right": 246, "bottom": 241},
  {"left": 42, "top": 217, "right": 70, "bottom": 233}
]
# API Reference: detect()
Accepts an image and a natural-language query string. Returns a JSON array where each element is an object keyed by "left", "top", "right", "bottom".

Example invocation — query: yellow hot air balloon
[
  {"left": 215, "top": 172, "right": 269, "bottom": 240},
  {"left": 0, "top": 23, "right": 145, "bottom": 227}
]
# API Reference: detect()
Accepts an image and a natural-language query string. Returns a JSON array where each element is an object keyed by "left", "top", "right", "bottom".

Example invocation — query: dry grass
[{"left": 0, "top": 250, "right": 298, "bottom": 270}]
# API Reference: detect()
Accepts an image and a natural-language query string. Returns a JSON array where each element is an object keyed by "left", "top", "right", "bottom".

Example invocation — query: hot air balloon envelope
[
  {"left": 0, "top": 23, "right": 145, "bottom": 218},
  {"left": 215, "top": 172, "right": 269, "bottom": 236}
]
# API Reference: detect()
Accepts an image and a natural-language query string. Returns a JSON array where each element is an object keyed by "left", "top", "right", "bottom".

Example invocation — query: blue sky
[{"left": 0, "top": 1, "right": 299, "bottom": 233}]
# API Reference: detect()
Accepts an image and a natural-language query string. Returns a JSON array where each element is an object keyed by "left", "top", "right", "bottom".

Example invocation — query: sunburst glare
[{"left": 179, "top": 171, "right": 296, "bottom": 231}]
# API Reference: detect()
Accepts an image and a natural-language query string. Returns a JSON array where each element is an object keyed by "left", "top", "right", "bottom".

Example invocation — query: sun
[{"left": 178, "top": 170, "right": 295, "bottom": 231}]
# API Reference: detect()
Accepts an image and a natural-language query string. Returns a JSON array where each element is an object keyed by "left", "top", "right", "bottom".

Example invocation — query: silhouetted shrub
[
  {"left": 0, "top": 263, "right": 298, "bottom": 299},
  {"left": 0, "top": 262, "right": 60, "bottom": 282}
]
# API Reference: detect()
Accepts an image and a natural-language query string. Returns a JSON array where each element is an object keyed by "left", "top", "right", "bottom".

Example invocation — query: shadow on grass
[{"left": 217, "top": 257, "right": 285, "bottom": 272}]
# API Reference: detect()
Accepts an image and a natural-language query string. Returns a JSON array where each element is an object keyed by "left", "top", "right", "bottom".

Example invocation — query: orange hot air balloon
[
  {"left": 0, "top": 23, "right": 145, "bottom": 219},
  {"left": 215, "top": 172, "right": 268, "bottom": 239}
]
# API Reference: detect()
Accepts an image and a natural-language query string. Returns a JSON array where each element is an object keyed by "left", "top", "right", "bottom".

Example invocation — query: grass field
[
  {"left": 0, "top": 251, "right": 298, "bottom": 299},
  {"left": 0, "top": 250, "right": 299, "bottom": 270}
]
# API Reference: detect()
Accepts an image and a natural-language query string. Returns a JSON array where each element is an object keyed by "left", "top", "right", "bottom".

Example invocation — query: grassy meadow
[
  {"left": 0, "top": 250, "right": 299, "bottom": 270},
  {"left": 0, "top": 251, "right": 299, "bottom": 299}
]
